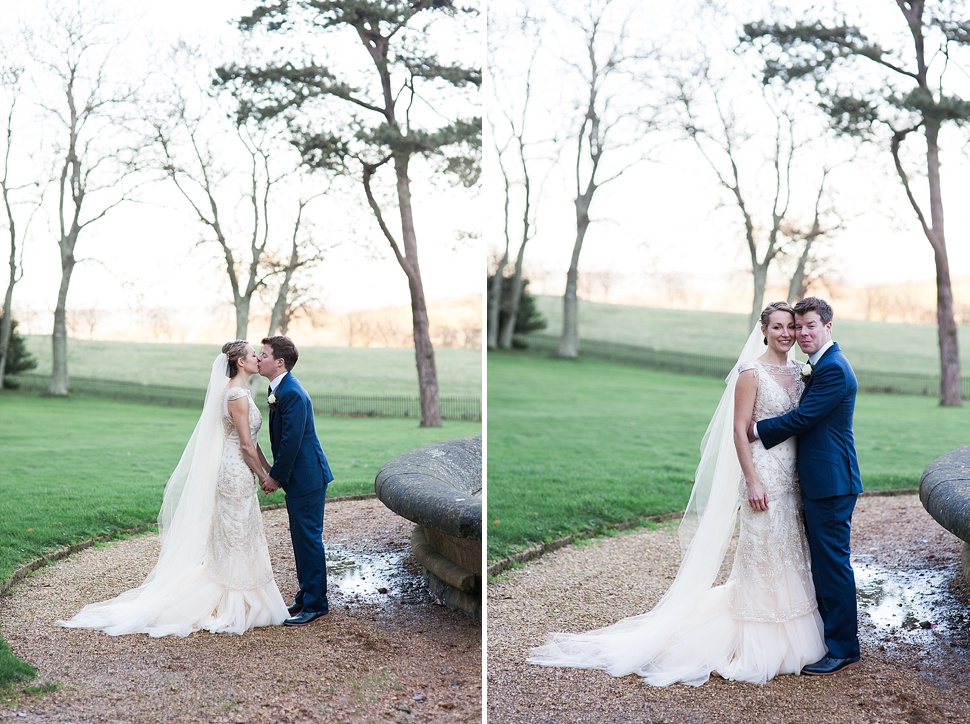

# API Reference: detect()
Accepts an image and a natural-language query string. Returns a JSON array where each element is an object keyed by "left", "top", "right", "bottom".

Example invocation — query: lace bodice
[
  {"left": 738, "top": 358, "right": 803, "bottom": 417},
  {"left": 222, "top": 387, "right": 261, "bottom": 442}
]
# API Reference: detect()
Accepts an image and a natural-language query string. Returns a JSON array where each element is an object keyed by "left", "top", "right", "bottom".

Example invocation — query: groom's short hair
[
  {"left": 794, "top": 297, "right": 833, "bottom": 325},
  {"left": 262, "top": 335, "right": 299, "bottom": 370}
]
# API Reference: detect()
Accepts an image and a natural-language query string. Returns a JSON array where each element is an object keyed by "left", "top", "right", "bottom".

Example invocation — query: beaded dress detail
[
  {"left": 528, "top": 358, "right": 826, "bottom": 686},
  {"left": 206, "top": 388, "right": 278, "bottom": 593},
  {"left": 57, "top": 387, "right": 287, "bottom": 637}
]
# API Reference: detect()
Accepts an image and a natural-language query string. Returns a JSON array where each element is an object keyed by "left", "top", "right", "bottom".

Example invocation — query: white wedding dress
[
  {"left": 528, "top": 353, "right": 826, "bottom": 686},
  {"left": 58, "top": 360, "right": 288, "bottom": 637}
]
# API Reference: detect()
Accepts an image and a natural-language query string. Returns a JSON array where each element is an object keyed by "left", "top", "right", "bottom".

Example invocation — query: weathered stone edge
[
  {"left": 920, "top": 445, "right": 970, "bottom": 544},
  {"left": 375, "top": 436, "right": 482, "bottom": 540}
]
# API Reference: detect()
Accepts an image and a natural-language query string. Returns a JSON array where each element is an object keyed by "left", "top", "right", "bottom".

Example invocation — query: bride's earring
[{"left": 763, "top": 336, "right": 768, "bottom": 345}]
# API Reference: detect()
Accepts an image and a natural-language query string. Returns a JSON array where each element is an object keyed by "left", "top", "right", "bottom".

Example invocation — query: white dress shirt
[{"left": 269, "top": 370, "right": 289, "bottom": 393}]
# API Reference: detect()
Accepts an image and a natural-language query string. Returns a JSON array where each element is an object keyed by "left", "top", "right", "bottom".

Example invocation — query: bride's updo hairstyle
[
  {"left": 759, "top": 301, "right": 795, "bottom": 344},
  {"left": 221, "top": 339, "right": 249, "bottom": 378}
]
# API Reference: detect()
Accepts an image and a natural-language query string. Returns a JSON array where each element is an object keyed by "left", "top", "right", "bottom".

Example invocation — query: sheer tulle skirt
[
  {"left": 528, "top": 582, "right": 825, "bottom": 687},
  {"left": 57, "top": 562, "right": 288, "bottom": 638},
  {"left": 528, "top": 486, "right": 827, "bottom": 686}
]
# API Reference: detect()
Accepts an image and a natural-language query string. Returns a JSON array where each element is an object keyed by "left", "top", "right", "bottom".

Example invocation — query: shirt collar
[
  {"left": 269, "top": 371, "right": 288, "bottom": 392},
  {"left": 809, "top": 340, "right": 835, "bottom": 366}
]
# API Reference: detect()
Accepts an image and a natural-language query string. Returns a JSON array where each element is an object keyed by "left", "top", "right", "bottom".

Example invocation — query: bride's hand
[{"left": 746, "top": 479, "right": 769, "bottom": 511}]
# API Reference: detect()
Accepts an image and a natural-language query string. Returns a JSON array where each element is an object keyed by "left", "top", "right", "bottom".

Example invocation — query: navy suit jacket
[
  {"left": 758, "top": 342, "right": 863, "bottom": 500},
  {"left": 268, "top": 372, "right": 333, "bottom": 496}
]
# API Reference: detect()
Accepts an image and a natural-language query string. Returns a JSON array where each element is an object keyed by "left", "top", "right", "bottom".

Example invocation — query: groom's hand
[
  {"left": 746, "top": 419, "right": 757, "bottom": 443},
  {"left": 261, "top": 476, "right": 281, "bottom": 495}
]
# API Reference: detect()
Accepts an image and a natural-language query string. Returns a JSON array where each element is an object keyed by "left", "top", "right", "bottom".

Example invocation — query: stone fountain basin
[
  {"left": 920, "top": 444, "right": 970, "bottom": 583},
  {"left": 374, "top": 436, "right": 482, "bottom": 619}
]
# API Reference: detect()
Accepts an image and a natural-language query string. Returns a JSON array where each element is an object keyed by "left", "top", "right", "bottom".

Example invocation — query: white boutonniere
[
  {"left": 267, "top": 393, "right": 277, "bottom": 406},
  {"left": 800, "top": 363, "right": 813, "bottom": 380}
]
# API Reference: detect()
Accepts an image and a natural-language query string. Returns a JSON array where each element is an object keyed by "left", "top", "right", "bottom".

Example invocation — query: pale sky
[
  {"left": 3, "top": 0, "right": 483, "bottom": 337},
  {"left": 486, "top": 0, "right": 970, "bottom": 313}
]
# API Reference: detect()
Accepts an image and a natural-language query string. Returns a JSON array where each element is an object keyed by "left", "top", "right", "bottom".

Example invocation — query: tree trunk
[
  {"left": 0, "top": 285, "right": 13, "bottom": 385},
  {"left": 395, "top": 154, "right": 441, "bottom": 426},
  {"left": 749, "top": 264, "right": 768, "bottom": 329},
  {"left": 268, "top": 274, "right": 292, "bottom": 337},
  {"left": 498, "top": 240, "right": 528, "bottom": 350},
  {"left": 487, "top": 253, "right": 507, "bottom": 350},
  {"left": 49, "top": 248, "right": 75, "bottom": 396},
  {"left": 0, "top": 205, "right": 16, "bottom": 384},
  {"left": 558, "top": 196, "right": 591, "bottom": 358},
  {"left": 924, "top": 122, "right": 962, "bottom": 406},
  {"left": 235, "top": 295, "right": 250, "bottom": 340}
]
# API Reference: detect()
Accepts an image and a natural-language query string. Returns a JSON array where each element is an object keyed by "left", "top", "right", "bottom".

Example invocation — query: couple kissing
[{"left": 58, "top": 335, "right": 333, "bottom": 636}]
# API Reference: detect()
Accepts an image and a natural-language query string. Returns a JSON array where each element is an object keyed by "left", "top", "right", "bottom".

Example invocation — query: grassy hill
[
  {"left": 21, "top": 336, "right": 482, "bottom": 398},
  {"left": 531, "top": 296, "right": 970, "bottom": 375}
]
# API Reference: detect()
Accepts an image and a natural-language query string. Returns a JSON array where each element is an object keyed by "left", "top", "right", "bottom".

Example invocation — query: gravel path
[
  {"left": 487, "top": 493, "right": 970, "bottom": 723},
  {"left": 1, "top": 498, "right": 481, "bottom": 723}
]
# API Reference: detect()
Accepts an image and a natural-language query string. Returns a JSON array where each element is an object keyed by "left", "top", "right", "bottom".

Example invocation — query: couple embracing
[
  {"left": 530, "top": 297, "right": 862, "bottom": 685},
  {"left": 58, "top": 336, "right": 332, "bottom": 636}
]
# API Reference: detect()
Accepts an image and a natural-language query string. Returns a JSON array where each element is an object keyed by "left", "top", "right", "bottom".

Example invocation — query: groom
[
  {"left": 750, "top": 297, "right": 863, "bottom": 675},
  {"left": 258, "top": 335, "right": 334, "bottom": 626}
]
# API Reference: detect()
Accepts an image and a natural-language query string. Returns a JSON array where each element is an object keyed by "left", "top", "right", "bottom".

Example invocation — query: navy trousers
[
  {"left": 285, "top": 483, "right": 329, "bottom": 613},
  {"left": 803, "top": 493, "right": 859, "bottom": 659}
]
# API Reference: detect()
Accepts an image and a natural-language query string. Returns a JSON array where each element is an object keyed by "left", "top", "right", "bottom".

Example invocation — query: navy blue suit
[
  {"left": 268, "top": 372, "right": 333, "bottom": 614},
  {"left": 757, "top": 342, "right": 862, "bottom": 660}
]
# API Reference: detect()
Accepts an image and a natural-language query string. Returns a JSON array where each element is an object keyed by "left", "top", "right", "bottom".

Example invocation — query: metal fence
[
  {"left": 10, "top": 373, "right": 482, "bottom": 421},
  {"left": 522, "top": 333, "right": 970, "bottom": 399}
]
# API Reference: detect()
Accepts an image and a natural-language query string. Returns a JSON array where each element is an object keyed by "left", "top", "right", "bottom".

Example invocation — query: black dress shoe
[
  {"left": 283, "top": 608, "right": 329, "bottom": 626},
  {"left": 287, "top": 601, "right": 303, "bottom": 616},
  {"left": 802, "top": 654, "right": 861, "bottom": 676}
]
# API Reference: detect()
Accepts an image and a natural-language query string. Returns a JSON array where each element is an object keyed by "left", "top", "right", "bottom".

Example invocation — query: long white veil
[
  {"left": 528, "top": 323, "right": 796, "bottom": 678},
  {"left": 57, "top": 355, "right": 229, "bottom": 631},
  {"left": 152, "top": 353, "right": 229, "bottom": 581},
  {"left": 675, "top": 323, "right": 786, "bottom": 576}
]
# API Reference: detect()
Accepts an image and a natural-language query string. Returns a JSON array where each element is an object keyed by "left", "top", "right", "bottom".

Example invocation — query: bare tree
[
  {"left": 30, "top": 3, "right": 147, "bottom": 395},
  {"left": 579, "top": 268, "right": 618, "bottom": 302},
  {"left": 555, "top": 0, "right": 656, "bottom": 358},
  {"left": 780, "top": 166, "right": 844, "bottom": 303},
  {"left": 150, "top": 53, "right": 310, "bottom": 340},
  {"left": 0, "top": 60, "right": 43, "bottom": 385},
  {"left": 343, "top": 312, "right": 373, "bottom": 348},
  {"left": 68, "top": 306, "right": 101, "bottom": 340},
  {"left": 487, "top": 7, "right": 551, "bottom": 350},
  {"left": 218, "top": 1, "right": 481, "bottom": 427},
  {"left": 674, "top": 54, "right": 843, "bottom": 327},
  {"left": 744, "top": 0, "right": 968, "bottom": 404},
  {"left": 264, "top": 193, "right": 333, "bottom": 337}
]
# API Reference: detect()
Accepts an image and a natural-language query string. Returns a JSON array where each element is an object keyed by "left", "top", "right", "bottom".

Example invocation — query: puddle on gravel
[
  {"left": 854, "top": 554, "right": 970, "bottom": 685},
  {"left": 326, "top": 544, "right": 428, "bottom": 607}
]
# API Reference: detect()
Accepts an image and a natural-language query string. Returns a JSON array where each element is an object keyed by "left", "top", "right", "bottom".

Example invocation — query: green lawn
[
  {"left": 0, "top": 391, "right": 480, "bottom": 584},
  {"left": 21, "top": 336, "right": 482, "bottom": 397},
  {"left": 486, "top": 351, "right": 970, "bottom": 564},
  {"left": 532, "top": 296, "right": 970, "bottom": 374},
  {"left": 0, "top": 390, "right": 480, "bottom": 688}
]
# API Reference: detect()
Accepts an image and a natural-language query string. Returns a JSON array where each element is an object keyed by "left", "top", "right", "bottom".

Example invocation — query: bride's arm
[
  {"left": 733, "top": 369, "right": 768, "bottom": 511},
  {"left": 228, "top": 396, "right": 269, "bottom": 485},
  {"left": 256, "top": 444, "right": 271, "bottom": 475}
]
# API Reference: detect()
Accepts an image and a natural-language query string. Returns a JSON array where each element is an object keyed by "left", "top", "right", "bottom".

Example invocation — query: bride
[
  {"left": 528, "top": 301, "right": 826, "bottom": 685},
  {"left": 57, "top": 341, "right": 288, "bottom": 637}
]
